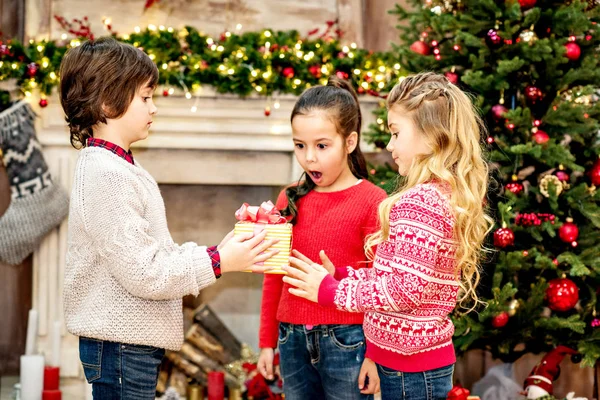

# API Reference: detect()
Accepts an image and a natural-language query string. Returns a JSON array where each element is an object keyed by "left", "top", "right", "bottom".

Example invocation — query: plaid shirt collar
[{"left": 87, "top": 138, "right": 135, "bottom": 165}]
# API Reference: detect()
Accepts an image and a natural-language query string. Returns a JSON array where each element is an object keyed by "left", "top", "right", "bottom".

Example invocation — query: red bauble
[
  {"left": 518, "top": 0, "right": 537, "bottom": 8},
  {"left": 410, "top": 40, "right": 431, "bottom": 55},
  {"left": 0, "top": 44, "right": 9, "bottom": 56},
  {"left": 444, "top": 71, "right": 459, "bottom": 85},
  {"left": 505, "top": 181, "right": 524, "bottom": 195},
  {"left": 565, "top": 42, "right": 581, "bottom": 61},
  {"left": 555, "top": 171, "right": 570, "bottom": 182},
  {"left": 162, "top": 89, "right": 169, "bottom": 97},
  {"left": 264, "top": 106, "right": 271, "bottom": 117},
  {"left": 492, "top": 312, "right": 509, "bottom": 328},
  {"left": 532, "top": 130, "right": 550, "bottom": 144},
  {"left": 308, "top": 65, "right": 322, "bottom": 78},
  {"left": 357, "top": 87, "right": 365, "bottom": 94},
  {"left": 546, "top": 278, "right": 579, "bottom": 312},
  {"left": 487, "top": 29, "right": 503, "bottom": 46},
  {"left": 39, "top": 98, "right": 48, "bottom": 108},
  {"left": 26, "top": 62, "right": 39, "bottom": 78},
  {"left": 336, "top": 71, "right": 349, "bottom": 80},
  {"left": 559, "top": 218, "right": 579, "bottom": 243},
  {"left": 491, "top": 104, "right": 508, "bottom": 120},
  {"left": 282, "top": 67, "right": 295, "bottom": 79},
  {"left": 494, "top": 227, "right": 514, "bottom": 248},
  {"left": 590, "top": 158, "right": 600, "bottom": 186},
  {"left": 525, "top": 85, "right": 543, "bottom": 103}
]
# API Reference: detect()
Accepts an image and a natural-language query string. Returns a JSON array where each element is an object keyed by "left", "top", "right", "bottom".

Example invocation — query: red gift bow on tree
[
  {"left": 235, "top": 201, "right": 286, "bottom": 224},
  {"left": 447, "top": 384, "right": 470, "bottom": 400}
]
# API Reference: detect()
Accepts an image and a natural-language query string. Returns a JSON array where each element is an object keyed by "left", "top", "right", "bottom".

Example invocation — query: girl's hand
[
  {"left": 283, "top": 251, "right": 332, "bottom": 303},
  {"left": 257, "top": 348, "right": 275, "bottom": 380},
  {"left": 292, "top": 249, "right": 335, "bottom": 276},
  {"left": 217, "top": 230, "right": 235, "bottom": 250},
  {"left": 220, "top": 230, "right": 280, "bottom": 273},
  {"left": 358, "top": 358, "right": 380, "bottom": 394}
]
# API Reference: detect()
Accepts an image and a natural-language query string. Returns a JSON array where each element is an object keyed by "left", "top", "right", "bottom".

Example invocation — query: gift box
[{"left": 233, "top": 201, "right": 292, "bottom": 274}]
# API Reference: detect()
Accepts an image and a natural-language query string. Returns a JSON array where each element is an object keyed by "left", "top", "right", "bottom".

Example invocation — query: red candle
[
  {"left": 207, "top": 371, "right": 225, "bottom": 400},
  {"left": 42, "top": 390, "right": 62, "bottom": 400},
  {"left": 43, "top": 366, "right": 60, "bottom": 390}
]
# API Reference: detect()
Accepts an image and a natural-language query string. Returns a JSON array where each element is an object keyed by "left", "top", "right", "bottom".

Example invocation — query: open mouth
[{"left": 309, "top": 171, "right": 322, "bottom": 180}]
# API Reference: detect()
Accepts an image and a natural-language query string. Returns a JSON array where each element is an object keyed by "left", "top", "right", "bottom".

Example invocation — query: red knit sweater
[
  {"left": 259, "top": 180, "right": 387, "bottom": 349},
  {"left": 318, "top": 182, "right": 459, "bottom": 372}
]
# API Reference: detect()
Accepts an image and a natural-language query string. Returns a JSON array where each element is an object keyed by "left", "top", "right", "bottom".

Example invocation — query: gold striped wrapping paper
[{"left": 234, "top": 221, "right": 292, "bottom": 274}]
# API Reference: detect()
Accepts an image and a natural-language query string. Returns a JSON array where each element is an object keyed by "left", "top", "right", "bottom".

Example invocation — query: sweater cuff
[
  {"left": 318, "top": 274, "right": 340, "bottom": 308},
  {"left": 192, "top": 246, "right": 217, "bottom": 291},
  {"left": 334, "top": 266, "right": 351, "bottom": 280}
]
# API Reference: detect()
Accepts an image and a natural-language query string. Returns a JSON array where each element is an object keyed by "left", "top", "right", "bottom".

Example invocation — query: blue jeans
[
  {"left": 79, "top": 337, "right": 165, "bottom": 400},
  {"left": 377, "top": 363, "right": 454, "bottom": 400},
  {"left": 278, "top": 323, "right": 373, "bottom": 400}
]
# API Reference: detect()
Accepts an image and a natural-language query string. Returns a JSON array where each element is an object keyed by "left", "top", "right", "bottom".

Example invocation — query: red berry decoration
[
  {"left": 532, "top": 130, "right": 550, "bottom": 144},
  {"left": 39, "top": 98, "right": 48, "bottom": 108},
  {"left": 410, "top": 40, "right": 431, "bottom": 55},
  {"left": 505, "top": 181, "right": 524, "bottom": 195},
  {"left": 492, "top": 312, "right": 509, "bottom": 328},
  {"left": 525, "top": 85, "right": 544, "bottom": 103},
  {"left": 565, "top": 42, "right": 581, "bottom": 61},
  {"left": 282, "top": 67, "right": 295, "bottom": 79},
  {"left": 546, "top": 277, "right": 579, "bottom": 312},
  {"left": 518, "top": 0, "right": 537, "bottom": 8},
  {"left": 590, "top": 158, "right": 600, "bottom": 186},
  {"left": 491, "top": 104, "right": 508, "bottom": 121},
  {"left": 559, "top": 218, "right": 579, "bottom": 243},
  {"left": 308, "top": 65, "right": 322, "bottom": 78},
  {"left": 444, "top": 71, "right": 459, "bottom": 85},
  {"left": 494, "top": 227, "right": 514, "bottom": 248}
]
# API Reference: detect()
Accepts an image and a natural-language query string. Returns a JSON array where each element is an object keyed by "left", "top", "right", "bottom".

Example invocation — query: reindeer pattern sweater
[{"left": 318, "top": 182, "right": 459, "bottom": 372}]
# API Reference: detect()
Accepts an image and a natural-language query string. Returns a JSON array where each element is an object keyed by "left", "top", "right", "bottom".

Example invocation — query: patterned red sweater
[
  {"left": 319, "top": 182, "right": 459, "bottom": 372},
  {"left": 259, "top": 180, "right": 387, "bottom": 349}
]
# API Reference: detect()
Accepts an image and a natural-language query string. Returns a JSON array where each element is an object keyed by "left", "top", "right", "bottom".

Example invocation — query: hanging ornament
[
  {"left": 539, "top": 175, "right": 564, "bottom": 198},
  {"left": 494, "top": 226, "right": 514, "bottom": 248},
  {"left": 519, "top": 27, "right": 538, "bottom": 44},
  {"left": 559, "top": 218, "right": 579, "bottom": 244},
  {"left": 507, "top": 299, "right": 520, "bottom": 317},
  {"left": 282, "top": 67, "right": 295, "bottom": 79},
  {"left": 532, "top": 129, "right": 549, "bottom": 144},
  {"left": 491, "top": 104, "right": 508, "bottom": 121},
  {"left": 589, "top": 157, "right": 600, "bottom": 186},
  {"left": 26, "top": 62, "right": 39, "bottom": 78},
  {"left": 564, "top": 42, "right": 581, "bottom": 61},
  {"left": 39, "top": 98, "right": 48, "bottom": 108},
  {"left": 444, "top": 71, "right": 459, "bottom": 85},
  {"left": 555, "top": 165, "right": 570, "bottom": 183},
  {"left": 357, "top": 86, "right": 365, "bottom": 94},
  {"left": 264, "top": 106, "right": 271, "bottom": 117},
  {"left": 492, "top": 312, "right": 509, "bottom": 328},
  {"left": 505, "top": 175, "right": 524, "bottom": 195},
  {"left": 546, "top": 277, "right": 579, "bottom": 312},
  {"left": 410, "top": 40, "right": 431, "bottom": 55},
  {"left": 525, "top": 85, "right": 543, "bottom": 103},
  {"left": 518, "top": 0, "right": 537, "bottom": 9},
  {"left": 308, "top": 65, "right": 322, "bottom": 78},
  {"left": 486, "top": 29, "right": 503, "bottom": 47}
]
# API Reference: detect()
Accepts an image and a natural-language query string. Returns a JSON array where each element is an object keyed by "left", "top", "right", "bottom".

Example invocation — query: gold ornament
[
  {"left": 519, "top": 28, "right": 538, "bottom": 44},
  {"left": 539, "top": 174, "right": 564, "bottom": 197},
  {"left": 508, "top": 299, "right": 520, "bottom": 316}
]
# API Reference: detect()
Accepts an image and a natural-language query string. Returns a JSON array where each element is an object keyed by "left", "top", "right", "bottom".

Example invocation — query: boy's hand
[
  {"left": 219, "top": 230, "right": 279, "bottom": 273},
  {"left": 358, "top": 358, "right": 380, "bottom": 394},
  {"left": 257, "top": 348, "right": 275, "bottom": 380}
]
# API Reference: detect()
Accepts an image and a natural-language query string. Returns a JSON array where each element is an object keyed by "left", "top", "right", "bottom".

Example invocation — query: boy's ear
[{"left": 346, "top": 131, "right": 358, "bottom": 153}]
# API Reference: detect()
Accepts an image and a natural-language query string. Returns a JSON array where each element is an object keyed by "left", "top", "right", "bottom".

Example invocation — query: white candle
[
  {"left": 20, "top": 354, "right": 44, "bottom": 400},
  {"left": 51, "top": 320, "right": 61, "bottom": 367},
  {"left": 24, "top": 309, "right": 38, "bottom": 356}
]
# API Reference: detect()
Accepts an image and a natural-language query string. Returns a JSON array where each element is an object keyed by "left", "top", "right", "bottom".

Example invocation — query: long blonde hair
[{"left": 365, "top": 72, "right": 494, "bottom": 309}]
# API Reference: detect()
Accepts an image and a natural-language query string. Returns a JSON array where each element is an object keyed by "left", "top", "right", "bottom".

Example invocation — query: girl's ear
[{"left": 346, "top": 131, "right": 358, "bottom": 153}]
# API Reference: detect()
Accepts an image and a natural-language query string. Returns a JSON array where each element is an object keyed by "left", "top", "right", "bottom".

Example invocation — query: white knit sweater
[{"left": 63, "top": 147, "right": 216, "bottom": 351}]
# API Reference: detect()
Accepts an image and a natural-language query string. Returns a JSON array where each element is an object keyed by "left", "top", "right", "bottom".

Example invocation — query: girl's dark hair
[
  {"left": 59, "top": 37, "right": 159, "bottom": 149},
  {"left": 281, "top": 76, "right": 368, "bottom": 224}
]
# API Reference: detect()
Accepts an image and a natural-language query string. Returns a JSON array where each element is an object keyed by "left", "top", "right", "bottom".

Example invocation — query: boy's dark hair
[
  {"left": 59, "top": 37, "right": 159, "bottom": 149},
  {"left": 281, "top": 76, "right": 368, "bottom": 224}
]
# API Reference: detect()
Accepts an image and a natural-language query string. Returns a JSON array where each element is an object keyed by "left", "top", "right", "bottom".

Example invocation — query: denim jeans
[
  {"left": 79, "top": 337, "right": 165, "bottom": 400},
  {"left": 377, "top": 363, "right": 454, "bottom": 400},
  {"left": 278, "top": 323, "right": 373, "bottom": 400}
]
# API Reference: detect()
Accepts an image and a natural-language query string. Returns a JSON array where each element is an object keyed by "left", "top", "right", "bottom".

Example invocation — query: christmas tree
[{"left": 365, "top": 0, "right": 600, "bottom": 367}]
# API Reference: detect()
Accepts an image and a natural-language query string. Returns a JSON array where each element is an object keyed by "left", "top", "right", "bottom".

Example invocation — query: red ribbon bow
[
  {"left": 235, "top": 201, "right": 286, "bottom": 224},
  {"left": 447, "top": 384, "right": 470, "bottom": 400}
]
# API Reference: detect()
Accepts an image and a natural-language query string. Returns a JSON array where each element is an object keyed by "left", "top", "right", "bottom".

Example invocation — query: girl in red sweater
[
  {"left": 283, "top": 72, "right": 493, "bottom": 399},
  {"left": 257, "top": 76, "right": 387, "bottom": 400}
]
